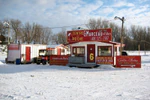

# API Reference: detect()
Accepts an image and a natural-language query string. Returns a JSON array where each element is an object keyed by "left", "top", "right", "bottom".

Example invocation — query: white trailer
[
  {"left": 47, "top": 44, "right": 70, "bottom": 55},
  {"left": 7, "top": 44, "right": 46, "bottom": 63}
]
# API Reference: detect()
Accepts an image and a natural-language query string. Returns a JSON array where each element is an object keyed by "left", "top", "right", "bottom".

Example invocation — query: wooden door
[
  {"left": 87, "top": 44, "right": 95, "bottom": 63},
  {"left": 26, "top": 46, "right": 31, "bottom": 62}
]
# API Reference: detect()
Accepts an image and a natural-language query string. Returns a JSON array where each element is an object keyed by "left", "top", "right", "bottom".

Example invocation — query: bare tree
[
  {"left": 0, "top": 21, "right": 5, "bottom": 43},
  {"left": 129, "top": 25, "right": 149, "bottom": 50},
  {"left": 33, "top": 24, "right": 43, "bottom": 44},
  {"left": 32, "top": 25, "right": 53, "bottom": 44},
  {"left": 51, "top": 34, "right": 59, "bottom": 44},
  {"left": 109, "top": 23, "right": 120, "bottom": 42},
  {"left": 0, "top": 21, "right": 4, "bottom": 35},
  {"left": 86, "top": 18, "right": 97, "bottom": 29},
  {"left": 86, "top": 18, "right": 110, "bottom": 29},
  {"left": 0, "top": 20, "right": 10, "bottom": 44},
  {"left": 57, "top": 32, "right": 67, "bottom": 44},
  {"left": 10, "top": 19, "right": 22, "bottom": 43},
  {"left": 86, "top": 18, "right": 122, "bottom": 42},
  {"left": 21, "top": 22, "right": 37, "bottom": 44},
  {"left": 51, "top": 28, "right": 67, "bottom": 44},
  {"left": 130, "top": 25, "right": 146, "bottom": 42},
  {"left": 41, "top": 28, "right": 53, "bottom": 44}
]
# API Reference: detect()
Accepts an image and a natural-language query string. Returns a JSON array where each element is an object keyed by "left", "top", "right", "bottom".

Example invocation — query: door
[
  {"left": 57, "top": 48, "right": 61, "bottom": 55},
  {"left": 87, "top": 44, "right": 95, "bottom": 63},
  {"left": 26, "top": 46, "right": 31, "bottom": 62}
]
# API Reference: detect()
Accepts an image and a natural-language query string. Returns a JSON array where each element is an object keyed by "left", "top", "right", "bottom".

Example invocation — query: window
[
  {"left": 39, "top": 50, "right": 47, "bottom": 56},
  {"left": 73, "top": 47, "right": 85, "bottom": 56},
  {"left": 46, "top": 49, "right": 55, "bottom": 55},
  {"left": 46, "top": 50, "right": 51, "bottom": 55},
  {"left": 61, "top": 49, "right": 65, "bottom": 53},
  {"left": 97, "top": 46, "right": 112, "bottom": 56}
]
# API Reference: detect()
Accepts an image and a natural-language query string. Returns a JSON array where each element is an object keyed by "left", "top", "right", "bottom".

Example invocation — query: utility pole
[{"left": 114, "top": 16, "right": 125, "bottom": 55}]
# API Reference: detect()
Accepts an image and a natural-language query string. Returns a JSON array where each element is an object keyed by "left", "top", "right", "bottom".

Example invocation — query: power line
[
  {"left": 3, "top": 16, "right": 150, "bottom": 30},
  {"left": 45, "top": 24, "right": 87, "bottom": 29}
]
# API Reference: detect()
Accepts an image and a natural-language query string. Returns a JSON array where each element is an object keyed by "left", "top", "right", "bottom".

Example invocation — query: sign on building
[{"left": 67, "top": 28, "right": 112, "bottom": 43}]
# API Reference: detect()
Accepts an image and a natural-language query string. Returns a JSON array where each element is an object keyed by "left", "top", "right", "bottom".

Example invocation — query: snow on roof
[
  {"left": 47, "top": 44, "right": 67, "bottom": 48},
  {"left": 66, "top": 41, "right": 119, "bottom": 45},
  {"left": 47, "top": 45, "right": 60, "bottom": 48}
]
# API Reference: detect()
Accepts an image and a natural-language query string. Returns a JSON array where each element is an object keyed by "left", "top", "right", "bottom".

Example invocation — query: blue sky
[{"left": 0, "top": 0, "right": 150, "bottom": 32}]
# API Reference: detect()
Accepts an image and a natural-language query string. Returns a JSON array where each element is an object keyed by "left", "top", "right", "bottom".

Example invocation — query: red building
[{"left": 67, "top": 28, "right": 141, "bottom": 68}]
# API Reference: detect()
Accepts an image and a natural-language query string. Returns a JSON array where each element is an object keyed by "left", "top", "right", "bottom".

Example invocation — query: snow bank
[
  {"left": 0, "top": 61, "right": 4, "bottom": 65},
  {"left": 127, "top": 51, "right": 150, "bottom": 55},
  {"left": 0, "top": 52, "right": 6, "bottom": 65}
]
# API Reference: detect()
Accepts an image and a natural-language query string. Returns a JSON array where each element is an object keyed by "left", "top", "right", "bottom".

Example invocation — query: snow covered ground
[{"left": 0, "top": 51, "right": 150, "bottom": 100}]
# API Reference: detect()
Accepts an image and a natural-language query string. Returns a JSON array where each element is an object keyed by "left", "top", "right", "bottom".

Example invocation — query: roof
[
  {"left": 65, "top": 41, "right": 120, "bottom": 45},
  {"left": 47, "top": 44, "right": 68, "bottom": 49},
  {"left": 47, "top": 45, "right": 60, "bottom": 48},
  {"left": 65, "top": 41, "right": 125, "bottom": 47}
]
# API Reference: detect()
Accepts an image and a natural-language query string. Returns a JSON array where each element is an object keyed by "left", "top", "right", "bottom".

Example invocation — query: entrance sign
[
  {"left": 116, "top": 56, "right": 141, "bottom": 68},
  {"left": 49, "top": 55, "right": 69, "bottom": 65},
  {"left": 67, "top": 28, "right": 112, "bottom": 43},
  {"left": 96, "top": 56, "right": 114, "bottom": 64}
]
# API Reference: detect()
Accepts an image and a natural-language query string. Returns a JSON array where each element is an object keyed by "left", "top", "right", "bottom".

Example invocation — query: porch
[{"left": 68, "top": 56, "right": 98, "bottom": 68}]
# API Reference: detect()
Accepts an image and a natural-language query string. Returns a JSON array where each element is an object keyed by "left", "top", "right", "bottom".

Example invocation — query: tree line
[
  {"left": 0, "top": 19, "right": 67, "bottom": 45},
  {"left": 1, "top": 18, "right": 150, "bottom": 50},
  {"left": 86, "top": 18, "right": 150, "bottom": 50}
]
